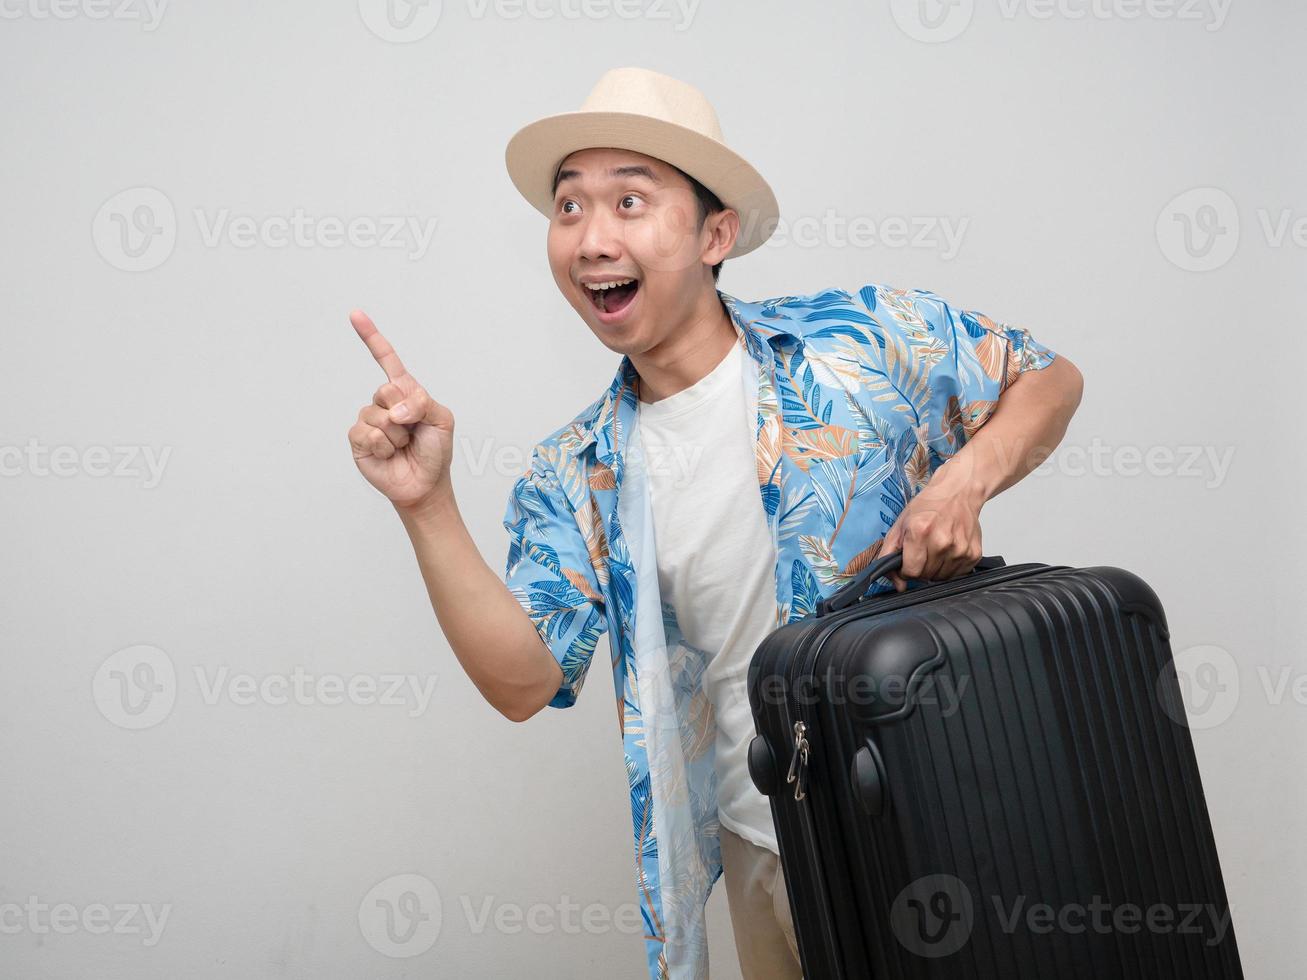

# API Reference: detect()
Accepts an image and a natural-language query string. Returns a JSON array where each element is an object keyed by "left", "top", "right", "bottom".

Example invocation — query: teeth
[{"left": 584, "top": 278, "right": 635, "bottom": 291}]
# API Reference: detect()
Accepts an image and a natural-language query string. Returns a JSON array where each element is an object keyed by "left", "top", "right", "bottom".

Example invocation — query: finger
[
  {"left": 881, "top": 522, "right": 903, "bottom": 555},
  {"left": 389, "top": 389, "right": 452, "bottom": 427},
  {"left": 348, "top": 421, "right": 397, "bottom": 460},
  {"left": 350, "top": 309, "right": 408, "bottom": 382},
  {"left": 942, "top": 545, "right": 983, "bottom": 581},
  {"left": 387, "top": 391, "right": 423, "bottom": 424},
  {"left": 373, "top": 381, "right": 406, "bottom": 411},
  {"left": 900, "top": 530, "right": 927, "bottom": 583},
  {"left": 881, "top": 523, "right": 907, "bottom": 592},
  {"left": 917, "top": 534, "right": 948, "bottom": 581},
  {"left": 359, "top": 405, "right": 412, "bottom": 449},
  {"left": 936, "top": 550, "right": 971, "bottom": 581}
]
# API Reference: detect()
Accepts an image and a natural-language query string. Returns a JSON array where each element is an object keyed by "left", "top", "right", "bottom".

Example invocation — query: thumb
[{"left": 390, "top": 389, "right": 453, "bottom": 429}]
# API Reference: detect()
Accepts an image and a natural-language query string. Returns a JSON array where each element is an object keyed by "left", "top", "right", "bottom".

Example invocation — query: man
[{"left": 346, "top": 67, "right": 1082, "bottom": 980}]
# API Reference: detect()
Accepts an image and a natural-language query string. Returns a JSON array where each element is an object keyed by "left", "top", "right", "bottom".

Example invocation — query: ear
[{"left": 702, "top": 208, "right": 739, "bottom": 266}]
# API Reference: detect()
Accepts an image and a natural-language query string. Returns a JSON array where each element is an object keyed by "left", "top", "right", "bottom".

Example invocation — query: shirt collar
[{"left": 565, "top": 288, "right": 804, "bottom": 467}]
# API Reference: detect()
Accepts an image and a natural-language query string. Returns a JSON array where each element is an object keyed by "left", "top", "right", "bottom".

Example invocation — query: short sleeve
[
  {"left": 501, "top": 450, "right": 607, "bottom": 709},
  {"left": 854, "top": 284, "right": 1058, "bottom": 466}
]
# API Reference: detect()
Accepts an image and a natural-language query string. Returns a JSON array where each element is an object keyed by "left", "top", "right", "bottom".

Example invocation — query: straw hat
[{"left": 504, "top": 66, "right": 779, "bottom": 259}]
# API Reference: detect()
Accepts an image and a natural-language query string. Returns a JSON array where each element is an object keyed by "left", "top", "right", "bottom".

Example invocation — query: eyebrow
[{"left": 552, "top": 164, "right": 663, "bottom": 196}]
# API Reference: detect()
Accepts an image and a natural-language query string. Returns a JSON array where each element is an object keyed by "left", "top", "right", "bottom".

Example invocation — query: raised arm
[{"left": 346, "top": 310, "right": 564, "bottom": 722}]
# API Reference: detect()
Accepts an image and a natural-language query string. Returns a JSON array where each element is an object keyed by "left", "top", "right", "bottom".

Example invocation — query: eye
[
  {"left": 619, "top": 194, "right": 642, "bottom": 210},
  {"left": 559, "top": 199, "right": 579, "bottom": 215}
]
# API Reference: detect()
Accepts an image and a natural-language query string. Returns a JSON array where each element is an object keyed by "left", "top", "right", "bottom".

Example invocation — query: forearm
[
  {"left": 933, "top": 356, "right": 1084, "bottom": 503},
  {"left": 394, "top": 490, "right": 563, "bottom": 722}
]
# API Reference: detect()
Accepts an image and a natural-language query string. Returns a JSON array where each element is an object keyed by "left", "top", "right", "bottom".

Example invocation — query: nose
[{"left": 577, "top": 206, "right": 625, "bottom": 267}]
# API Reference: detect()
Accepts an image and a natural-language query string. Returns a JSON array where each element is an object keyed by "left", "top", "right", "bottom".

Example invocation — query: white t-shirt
[{"left": 635, "top": 338, "right": 780, "bottom": 854}]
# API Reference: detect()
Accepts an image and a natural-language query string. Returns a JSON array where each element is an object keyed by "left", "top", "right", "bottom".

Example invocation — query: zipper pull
[{"left": 785, "top": 720, "right": 810, "bottom": 801}]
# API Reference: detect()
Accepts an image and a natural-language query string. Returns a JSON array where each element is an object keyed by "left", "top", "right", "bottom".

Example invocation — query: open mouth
[{"left": 584, "top": 277, "right": 640, "bottom": 317}]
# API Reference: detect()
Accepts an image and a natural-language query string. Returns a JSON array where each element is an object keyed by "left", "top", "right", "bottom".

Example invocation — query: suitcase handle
[{"left": 816, "top": 550, "right": 1006, "bottom": 617}]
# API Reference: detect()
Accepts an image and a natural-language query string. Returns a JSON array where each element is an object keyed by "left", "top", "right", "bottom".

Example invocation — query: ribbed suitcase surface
[{"left": 746, "top": 556, "right": 1243, "bottom": 980}]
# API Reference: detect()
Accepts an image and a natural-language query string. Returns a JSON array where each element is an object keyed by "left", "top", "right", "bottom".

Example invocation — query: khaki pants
[{"left": 719, "top": 825, "right": 803, "bottom": 980}]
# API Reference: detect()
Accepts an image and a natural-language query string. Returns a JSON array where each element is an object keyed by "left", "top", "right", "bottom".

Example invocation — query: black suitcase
[{"left": 746, "top": 551, "right": 1243, "bottom": 979}]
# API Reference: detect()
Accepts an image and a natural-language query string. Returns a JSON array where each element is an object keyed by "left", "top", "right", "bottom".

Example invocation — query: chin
[{"left": 587, "top": 324, "right": 643, "bottom": 356}]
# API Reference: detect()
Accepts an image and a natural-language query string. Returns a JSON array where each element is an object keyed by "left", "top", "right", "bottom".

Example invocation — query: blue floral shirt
[{"left": 500, "top": 283, "right": 1058, "bottom": 979}]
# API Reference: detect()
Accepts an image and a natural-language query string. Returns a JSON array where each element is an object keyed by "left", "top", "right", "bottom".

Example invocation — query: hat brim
[{"left": 505, "top": 110, "right": 779, "bottom": 261}]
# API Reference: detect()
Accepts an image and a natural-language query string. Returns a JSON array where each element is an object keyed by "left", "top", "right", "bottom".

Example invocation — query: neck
[{"left": 631, "top": 288, "right": 737, "bottom": 404}]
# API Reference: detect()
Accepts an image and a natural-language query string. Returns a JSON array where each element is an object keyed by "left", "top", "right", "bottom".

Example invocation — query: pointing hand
[{"left": 347, "top": 309, "right": 455, "bottom": 511}]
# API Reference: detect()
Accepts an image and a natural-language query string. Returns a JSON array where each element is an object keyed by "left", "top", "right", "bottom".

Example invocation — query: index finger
[{"left": 349, "top": 309, "right": 408, "bottom": 382}]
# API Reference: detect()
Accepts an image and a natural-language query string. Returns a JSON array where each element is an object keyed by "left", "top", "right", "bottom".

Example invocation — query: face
[{"left": 546, "top": 147, "right": 737, "bottom": 355}]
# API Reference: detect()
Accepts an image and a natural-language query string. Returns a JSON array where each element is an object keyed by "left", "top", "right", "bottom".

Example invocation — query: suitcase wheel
[
  {"left": 851, "top": 738, "right": 888, "bottom": 817},
  {"left": 748, "top": 735, "right": 778, "bottom": 797}
]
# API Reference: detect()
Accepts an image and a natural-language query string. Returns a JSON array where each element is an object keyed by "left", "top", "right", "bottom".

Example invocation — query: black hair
[{"left": 671, "top": 165, "right": 727, "bottom": 284}]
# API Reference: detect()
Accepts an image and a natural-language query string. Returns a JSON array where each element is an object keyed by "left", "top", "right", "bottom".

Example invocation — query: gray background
[{"left": 1, "top": 0, "right": 1301, "bottom": 976}]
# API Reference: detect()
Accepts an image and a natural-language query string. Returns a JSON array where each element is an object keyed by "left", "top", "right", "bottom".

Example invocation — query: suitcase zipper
[{"left": 786, "top": 720, "right": 810, "bottom": 801}]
